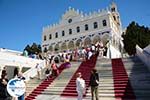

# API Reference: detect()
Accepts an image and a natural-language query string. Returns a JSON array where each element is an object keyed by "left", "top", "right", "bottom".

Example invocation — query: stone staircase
[
  {"left": 122, "top": 57, "right": 150, "bottom": 100},
  {"left": 86, "top": 56, "right": 150, "bottom": 100},
  {"left": 38, "top": 62, "right": 80, "bottom": 96},
  {"left": 61, "top": 55, "right": 98, "bottom": 97},
  {"left": 26, "top": 65, "right": 53, "bottom": 97},
  {"left": 26, "top": 78, "right": 43, "bottom": 97},
  {"left": 25, "top": 62, "right": 81, "bottom": 100},
  {"left": 25, "top": 56, "right": 150, "bottom": 100},
  {"left": 85, "top": 57, "right": 115, "bottom": 100}
]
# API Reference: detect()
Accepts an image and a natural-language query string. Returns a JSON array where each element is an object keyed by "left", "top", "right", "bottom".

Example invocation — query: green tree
[
  {"left": 122, "top": 21, "right": 150, "bottom": 55},
  {"left": 31, "top": 43, "right": 42, "bottom": 54},
  {"left": 24, "top": 43, "right": 42, "bottom": 55},
  {"left": 24, "top": 45, "right": 32, "bottom": 55}
]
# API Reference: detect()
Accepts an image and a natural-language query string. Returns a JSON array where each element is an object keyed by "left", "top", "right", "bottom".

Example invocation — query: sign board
[{"left": 7, "top": 78, "right": 26, "bottom": 97}]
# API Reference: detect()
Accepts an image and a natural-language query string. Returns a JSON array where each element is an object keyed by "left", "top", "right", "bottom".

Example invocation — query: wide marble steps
[{"left": 25, "top": 56, "right": 150, "bottom": 100}]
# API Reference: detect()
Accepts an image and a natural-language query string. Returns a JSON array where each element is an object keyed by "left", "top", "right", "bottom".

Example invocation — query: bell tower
[{"left": 110, "top": 2, "right": 121, "bottom": 27}]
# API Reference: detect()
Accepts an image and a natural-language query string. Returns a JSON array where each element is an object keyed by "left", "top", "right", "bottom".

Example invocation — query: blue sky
[{"left": 0, "top": 0, "right": 149, "bottom": 51}]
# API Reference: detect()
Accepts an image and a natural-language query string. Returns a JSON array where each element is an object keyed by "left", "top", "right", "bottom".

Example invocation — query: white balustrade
[{"left": 0, "top": 51, "right": 45, "bottom": 81}]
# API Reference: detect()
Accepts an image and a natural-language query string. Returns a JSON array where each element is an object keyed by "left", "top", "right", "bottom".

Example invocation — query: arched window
[
  {"left": 111, "top": 7, "right": 116, "bottom": 12},
  {"left": 76, "top": 26, "right": 80, "bottom": 33},
  {"left": 102, "top": 20, "right": 107, "bottom": 26},
  {"left": 44, "top": 35, "right": 46, "bottom": 41},
  {"left": 55, "top": 32, "right": 58, "bottom": 38},
  {"left": 62, "top": 30, "right": 65, "bottom": 36},
  {"left": 69, "top": 29, "right": 72, "bottom": 35},
  {"left": 48, "top": 46, "right": 53, "bottom": 51},
  {"left": 49, "top": 34, "right": 52, "bottom": 39},
  {"left": 113, "top": 16, "right": 116, "bottom": 21},
  {"left": 43, "top": 47, "right": 47, "bottom": 53},
  {"left": 85, "top": 24, "right": 88, "bottom": 31},
  {"left": 93, "top": 22, "right": 98, "bottom": 29}
]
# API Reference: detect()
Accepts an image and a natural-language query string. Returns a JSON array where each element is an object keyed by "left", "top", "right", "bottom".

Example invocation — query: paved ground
[
  {"left": 36, "top": 95, "right": 81, "bottom": 100},
  {"left": 36, "top": 95, "right": 115, "bottom": 100}
]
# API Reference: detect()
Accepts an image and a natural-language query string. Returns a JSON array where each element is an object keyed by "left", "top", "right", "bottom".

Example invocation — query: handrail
[
  {"left": 0, "top": 52, "right": 43, "bottom": 67},
  {"left": 0, "top": 51, "right": 45, "bottom": 81},
  {"left": 23, "top": 60, "right": 45, "bottom": 81}
]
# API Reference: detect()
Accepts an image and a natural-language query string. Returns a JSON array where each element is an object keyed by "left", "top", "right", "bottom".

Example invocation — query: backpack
[{"left": 0, "top": 79, "right": 9, "bottom": 98}]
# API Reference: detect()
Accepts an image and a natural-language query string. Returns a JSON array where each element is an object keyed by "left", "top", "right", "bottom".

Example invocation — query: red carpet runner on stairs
[
  {"left": 112, "top": 58, "right": 136, "bottom": 100},
  {"left": 25, "top": 64, "right": 66, "bottom": 100},
  {"left": 61, "top": 54, "right": 98, "bottom": 97}
]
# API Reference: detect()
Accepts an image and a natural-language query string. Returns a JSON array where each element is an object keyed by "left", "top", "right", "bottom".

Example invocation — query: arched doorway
[
  {"left": 68, "top": 41, "right": 75, "bottom": 50},
  {"left": 93, "top": 35, "right": 101, "bottom": 44},
  {"left": 84, "top": 37, "right": 91, "bottom": 47},
  {"left": 76, "top": 39, "right": 82, "bottom": 48},
  {"left": 54, "top": 44, "right": 59, "bottom": 52},
  {"left": 53, "top": 55, "right": 60, "bottom": 63},
  {"left": 43, "top": 47, "right": 48, "bottom": 53},
  {"left": 101, "top": 33, "right": 110, "bottom": 45},
  {"left": 48, "top": 45, "right": 53, "bottom": 51},
  {"left": 61, "top": 42, "right": 67, "bottom": 51}
]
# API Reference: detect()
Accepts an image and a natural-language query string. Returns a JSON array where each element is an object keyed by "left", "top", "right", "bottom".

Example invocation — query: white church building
[{"left": 42, "top": 2, "right": 123, "bottom": 58}]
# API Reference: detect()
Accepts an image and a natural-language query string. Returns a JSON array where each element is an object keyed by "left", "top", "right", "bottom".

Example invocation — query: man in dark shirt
[
  {"left": 0, "top": 74, "right": 11, "bottom": 100},
  {"left": 89, "top": 68, "right": 99, "bottom": 100},
  {"left": 2, "top": 67, "right": 7, "bottom": 76}
]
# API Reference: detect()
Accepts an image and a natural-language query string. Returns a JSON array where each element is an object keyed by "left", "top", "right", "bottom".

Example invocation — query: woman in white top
[
  {"left": 35, "top": 63, "right": 42, "bottom": 79},
  {"left": 76, "top": 72, "right": 85, "bottom": 100}
]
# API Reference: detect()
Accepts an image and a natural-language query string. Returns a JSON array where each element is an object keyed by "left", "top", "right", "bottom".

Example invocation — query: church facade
[{"left": 42, "top": 2, "right": 122, "bottom": 55}]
